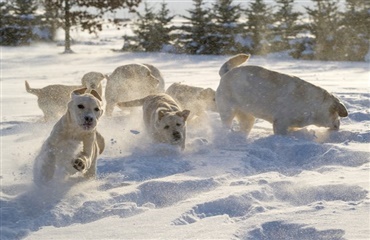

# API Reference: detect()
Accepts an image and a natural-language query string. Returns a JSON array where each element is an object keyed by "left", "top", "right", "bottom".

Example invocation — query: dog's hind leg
[
  {"left": 219, "top": 108, "right": 235, "bottom": 130},
  {"left": 236, "top": 111, "right": 255, "bottom": 135},
  {"left": 33, "top": 148, "right": 56, "bottom": 185}
]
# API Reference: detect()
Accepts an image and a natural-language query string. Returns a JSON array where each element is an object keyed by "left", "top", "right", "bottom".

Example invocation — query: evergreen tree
[
  {"left": 272, "top": 0, "right": 302, "bottom": 51},
  {"left": 336, "top": 0, "right": 370, "bottom": 61},
  {"left": 245, "top": 0, "right": 274, "bottom": 55},
  {"left": 209, "top": 0, "right": 244, "bottom": 54},
  {"left": 0, "top": 0, "right": 43, "bottom": 46},
  {"left": 42, "top": 0, "right": 141, "bottom": 53},
  {"left": 175, "top": 0, "right": 212, "bottom": 54},
  {"left": 126, "top": 2, "right": 175, "bottom": 52},
  {"left": 305, "top": 0, "right": 341, "bottom": 60}
]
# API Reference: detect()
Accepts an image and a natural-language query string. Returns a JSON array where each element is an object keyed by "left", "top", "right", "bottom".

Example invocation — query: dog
[
  {"left": 166, "top": 83, "right": 217, "bottom": 122},
  {"left": 33, "top": 88, "right": 105, "bottom": 185},
  {"left": 105, "top": 63, "right": 165, "bottom": 116},
  {"left": 117, "top": 94, "right": 190, "bottom": 150},
  {"left": 25, "top": 72, "right": 106, "bottom": 121},
  {"left": 216, "top": 54, "right": 348, "bottom": 135}
]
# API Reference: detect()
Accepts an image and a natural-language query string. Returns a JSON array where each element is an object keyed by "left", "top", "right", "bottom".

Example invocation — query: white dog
[
  {"left": 117, "top": 94, "right": 190, "bottom": 150},
  {"left": 216, "top": 54, "right": 348, "bottom": 135},
  {"left": 166, "top": 83, "right": 217, "bottom": 122},
  {"left": 25, "top": 72, "right": 106, "bottom": 121},
  {"left": 105, "top": 63, "right": 165, "bottom": 116},
  {"left": 33, "top": 88, "right": 105, "bottom": 185}
]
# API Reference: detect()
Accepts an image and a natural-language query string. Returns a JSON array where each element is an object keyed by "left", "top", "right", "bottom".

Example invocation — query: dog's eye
[
  {"left": 164, "top": 125, "right": 169, "bottom": 129},
  {"left": 176, "top": 123, "right": 181, "bottom": 126},
  {"left": 77, "top": 104, "right": 85, "bottom": 109},
  {"left": 94, "top": 107, "right": 100, "bottom": 112}
]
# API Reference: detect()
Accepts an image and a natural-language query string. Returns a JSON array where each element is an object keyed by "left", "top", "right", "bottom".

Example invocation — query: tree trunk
[{"left": 64, "top": 0, "right": 73, "bottom": 53}]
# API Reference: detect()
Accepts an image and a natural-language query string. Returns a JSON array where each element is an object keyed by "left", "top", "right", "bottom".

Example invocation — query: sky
[{"left": 115, "top": 0, "right": 347, "bottom": 18}]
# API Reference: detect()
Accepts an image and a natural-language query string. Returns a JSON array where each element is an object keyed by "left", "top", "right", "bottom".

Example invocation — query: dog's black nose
[
  {"left": 84, "top": 116, "right": 93, "bottom": 123},
  {"left": 173, "top": 131, "right": 181, "bottom": 140}
]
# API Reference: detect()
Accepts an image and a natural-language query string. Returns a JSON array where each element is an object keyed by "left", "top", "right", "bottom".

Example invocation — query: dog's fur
[
  {"left": 25, "top": 72, "right": 106, "bottom": 121},
  {"left": 33, "top": 88, "right": 105, "bottom": 185},
  {"left": 105, "top": 63, "right": 165, "bottom": 116},
  {"left": 117, "top": 94, "right": 190, "bottom": 150},
  {"left": 216, "top": 54, "right": 348, "bottom": 135},
  {"left": 219, "top": 53, "right": 250, "bottom": 76},
  {"left": 166, "top": 83, "right": 217, "bottom": 122}
]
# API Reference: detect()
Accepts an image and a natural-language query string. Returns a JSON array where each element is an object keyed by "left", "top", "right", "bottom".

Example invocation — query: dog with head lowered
[
  {"left": 33, "top": 88, "right": 105, "bottom": 185},
  {"left": 216, "top": 54, "right": 348, "bottom": 135},
  {"left": 117, "top": 94, "right": 190, "bottom": 150}
]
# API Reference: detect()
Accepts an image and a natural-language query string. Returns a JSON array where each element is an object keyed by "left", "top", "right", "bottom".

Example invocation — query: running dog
[
  {"left": 166, "top": 83, "right": 217, "bottom": 122},
  {"left": 25, "top": 72, "right": 106, "bottom": 121},
  {"left": 216, "top": 54, "right": 348, "bottom": 135},
  {"left": 105, "top": 63, "right": 165, "bottom": 116},
  {"left": 117, "top": 94, "right": 190, "bottom": 150},
  {"left": 33, "top": 88, "right": 105, "bottom": 185}
]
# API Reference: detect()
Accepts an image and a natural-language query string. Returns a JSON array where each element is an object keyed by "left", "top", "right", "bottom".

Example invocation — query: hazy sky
[{"left": 116, "top": 0, "right": 346, "bottom": 19}]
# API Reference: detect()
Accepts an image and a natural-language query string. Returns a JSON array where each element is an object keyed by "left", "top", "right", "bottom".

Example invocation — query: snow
[{"left": 1, "top": 30, "right": 369, "bottom": 240}]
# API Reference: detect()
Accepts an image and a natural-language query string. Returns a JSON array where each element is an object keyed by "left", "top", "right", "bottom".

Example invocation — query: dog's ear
[
  {"left": 176, "top": 110, "right": 190, "bottom": 121},
  {"left": 72, "top": 88, "right": 87, "bottom": 96},
  {"left": 336, "top": 101, "right": 348, "bottom": 117},
  {"left": 158, "top": 110, "right": 166, "bottom": 120},
  {"left": 90, "top": 90, "right": 102, "bottom": 102}
]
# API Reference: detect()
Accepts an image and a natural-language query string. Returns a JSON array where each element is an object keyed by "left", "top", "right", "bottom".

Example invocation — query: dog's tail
[
  {"left": 117, "top": 96, "right": 150, "bottom": 108},
  {"left": 219, "top": 53, "right": 250, "bottom": 77},
  {"left": 25, "top": 81, "right": 42, "bottom": 96}
]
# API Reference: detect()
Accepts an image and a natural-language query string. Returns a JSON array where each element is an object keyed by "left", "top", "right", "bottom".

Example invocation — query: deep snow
[{"left": 1, "top": 32, "right": 369, "bottom": 240}]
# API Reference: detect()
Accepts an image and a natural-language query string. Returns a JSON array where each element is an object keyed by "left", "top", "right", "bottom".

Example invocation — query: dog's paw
[{"left": 72, "top": 158, "right": 86, "bottom": 172}]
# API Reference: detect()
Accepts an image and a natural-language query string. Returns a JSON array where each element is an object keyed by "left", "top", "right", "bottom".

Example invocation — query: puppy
[
  {"left": 25, "top": 72, "right": 106, "bottom": 121},
  {"left": 117, "top": 94, "right": 190, "bottom": 150},
  {"left": 105, "top": 63, "right": 165, "bottom": 116},
  {"left": 33, "top": 88, "right": 105, "bottom": 185},
  {"left": 166, "top": 83, "right": 217, "bottom": 122},
  {"left": 216, "top": 54, "right": 348, "bottom": 135}
]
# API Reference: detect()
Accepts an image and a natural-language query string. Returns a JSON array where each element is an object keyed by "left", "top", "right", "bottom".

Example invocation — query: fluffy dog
[
  {"left": 216, "top": 54, "right": 348, "bottom": 135},
  {"left": 33, "top": 88, "right": 105, "bottom": 185},
  {"left": 25, "top": 72, "right": 106, "bottom": 121},
  {"left": 117, "top": 94, "right": 190, "bottom": 150},
  {"left": 166, "top": 82, "right": 217, "bottom": 122},
  {"left": 105, "top": 63, "right": 165, "bottom": 116}
]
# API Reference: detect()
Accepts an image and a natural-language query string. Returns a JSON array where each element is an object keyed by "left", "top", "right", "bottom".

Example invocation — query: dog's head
[
  {"left": 198, "top": 88, "right": 217, "bottom": 112},
  {"left": 316, "top": 95, "right": 348, "bottom": 130},
  {"left": 155, "top": 109, "right": 190, "bottom": 145},
  {"left": 67, "top": 88, "right": 103, "bottom": 131},
  {"left": 81, "top": 72, "right": 106, "bottom": 93}
]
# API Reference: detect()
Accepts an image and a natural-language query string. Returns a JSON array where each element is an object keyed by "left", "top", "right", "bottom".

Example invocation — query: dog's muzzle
[
  {"left": 173, "top": 131, "right": 182, "bottom": 141},
  {"left": 82, "top": 115, "right": 95, "bottom": 130}
]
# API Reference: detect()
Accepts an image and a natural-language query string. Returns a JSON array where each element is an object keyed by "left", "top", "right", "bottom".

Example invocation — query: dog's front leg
[{"left": 72, "top": 134, "right": 95, "bottom": 173}]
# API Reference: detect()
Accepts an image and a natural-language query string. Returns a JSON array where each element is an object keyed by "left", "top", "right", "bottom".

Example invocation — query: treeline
[{"left": 1, "top": 0, "right": 369, "bottom": 61}]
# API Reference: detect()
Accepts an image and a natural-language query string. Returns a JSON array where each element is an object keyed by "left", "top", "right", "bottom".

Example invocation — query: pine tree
[
  {"left": 305, "top": 0, "right": 341, "bottom": 60},
  {"left": 0, "top": 0, "right": 41, "bottom": 46},
  {"left": 272, "top": 0, "right": 302, "bottom": 51},
  {"left": 209, "top": 0, "right": 244, "bottom": 55},
  {"left": 175, "top": 0, "right": 212, "bottom": 54},
  {"left": 245, "top": 0, "right": 273, "bottom": 55},
  {"left": 127, "top": 2, "right": 175, "bottom": 52},
  {"left": 336, "top": 0, "right": 370, "bottom": 61}
]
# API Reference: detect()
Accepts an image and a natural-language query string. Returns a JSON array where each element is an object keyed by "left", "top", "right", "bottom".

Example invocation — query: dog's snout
[
  {"left": 173, "top": 131, "right": 181, "bottom": 140},
  {"left": 84, "top": 116, "right": 93, "bottom": 123}
]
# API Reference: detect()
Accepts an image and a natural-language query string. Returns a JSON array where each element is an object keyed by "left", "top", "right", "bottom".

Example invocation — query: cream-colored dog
[
  {"left": 105, "top": 63, "right": 165, "bottom": 116},
  {"left": 166, "top": 83, "right": 217, "bottom": 122},
  {"left": 216, "top": 54, "right": 348, "bottom": 135},
  {"left": 33, "top": 88, "right": 105, "bottom": 185},
  {"left": 117, "top": 94, "right": 190, "bottom": 150},
  {"left": 25, "top": 72, "right": 106, "bottom": 121}
]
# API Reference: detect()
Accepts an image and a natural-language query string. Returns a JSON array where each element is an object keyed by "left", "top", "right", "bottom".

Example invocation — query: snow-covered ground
[{"left": 1, "top": 33, "right": 369, "bottom": 239}]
